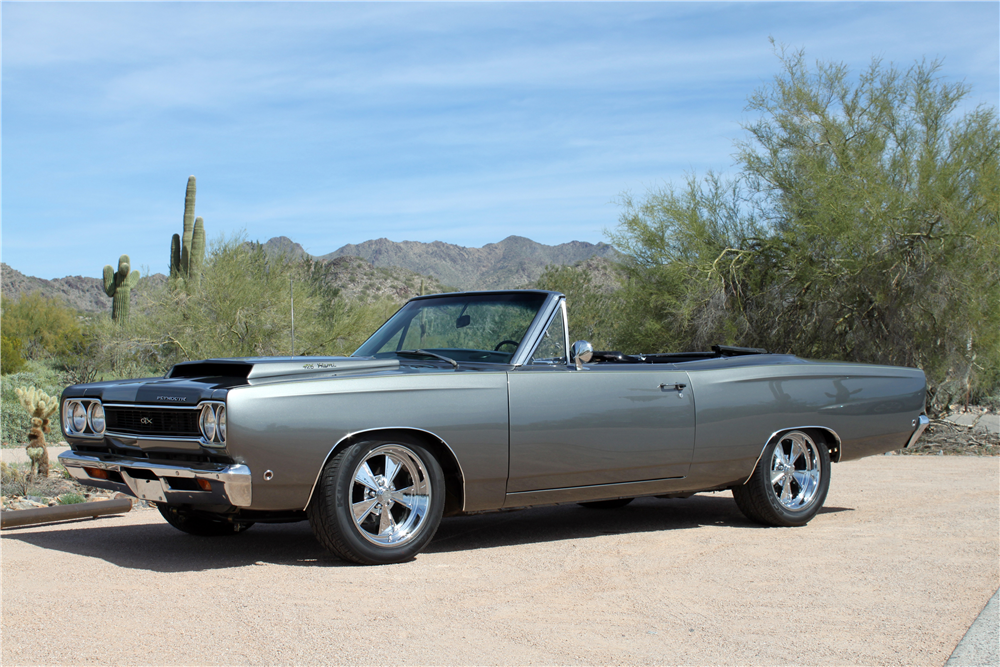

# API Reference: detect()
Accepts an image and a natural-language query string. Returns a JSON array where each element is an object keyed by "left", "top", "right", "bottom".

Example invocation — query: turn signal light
[
  {"left": 197, "top": 479, "right": 212, "bottom": 491},
  {"left": 85, "top": 467, "right": 108, "bottom": 479}
]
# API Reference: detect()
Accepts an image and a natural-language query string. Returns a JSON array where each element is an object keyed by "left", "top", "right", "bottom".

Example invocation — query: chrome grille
[{"left": 104, "top": 406, "right": 200, "bottom": 437}]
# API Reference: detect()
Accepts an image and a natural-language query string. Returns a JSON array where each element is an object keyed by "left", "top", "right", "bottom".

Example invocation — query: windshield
[{"left": 353, "top": 293, "right": 549, "bottom": 364}]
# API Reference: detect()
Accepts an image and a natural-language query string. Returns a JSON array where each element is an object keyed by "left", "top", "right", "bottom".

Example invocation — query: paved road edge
[{"left": 946, "top": 587, "right": 1000, "bottom": 667}]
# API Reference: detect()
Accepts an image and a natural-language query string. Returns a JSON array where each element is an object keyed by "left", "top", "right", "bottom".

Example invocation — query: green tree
[{"left": 610, "top": 46, "right": 1000, "bottom": 406}]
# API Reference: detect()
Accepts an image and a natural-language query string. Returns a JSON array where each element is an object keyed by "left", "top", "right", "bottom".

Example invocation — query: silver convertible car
[{"left": 59, "top": 290, "right": 929, "bottom": 564}]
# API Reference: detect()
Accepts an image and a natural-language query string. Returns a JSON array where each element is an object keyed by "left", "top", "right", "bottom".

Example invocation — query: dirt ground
[{"left": 2, "top": 456, "right": 998, "bottom": 667}]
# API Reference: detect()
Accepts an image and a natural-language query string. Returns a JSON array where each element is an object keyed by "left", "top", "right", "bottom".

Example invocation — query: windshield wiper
[{"left": 395, "top": 350, "right": 459, "bottom": 369}]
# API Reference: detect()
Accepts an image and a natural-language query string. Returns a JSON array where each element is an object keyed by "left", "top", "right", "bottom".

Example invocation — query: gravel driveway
[{"left": 2, "top": 456, "right": 997, "bottom": 666}]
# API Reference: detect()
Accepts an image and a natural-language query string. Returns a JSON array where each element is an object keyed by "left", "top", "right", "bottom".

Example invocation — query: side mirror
[{"left": 570, "top": 340, "right": 593, "bottom": 370}]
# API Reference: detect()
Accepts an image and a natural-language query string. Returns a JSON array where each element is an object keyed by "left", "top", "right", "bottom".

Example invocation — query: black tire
[
  {"left": 307, "top": 438, "right": 445, "bottom": 565},
  {"left": 578, "top": 497, "right": 634, "bottom": 509},
  {"left": 157, "top": 505, "right": 254, "bottom": 536},
  {"left": 733, "top": 430, "right": 831, "bottom": 527}
]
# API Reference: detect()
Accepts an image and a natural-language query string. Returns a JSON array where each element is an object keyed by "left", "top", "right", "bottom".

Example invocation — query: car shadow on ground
[
  {"left": 427, "top": 494, "right": 852, "bottom": 554},
  {"left": 2, "top": 494, "right": 852, "bottom": 573},
  {"left": 2, "top": 512, "right": 332, "bottom": 572}
]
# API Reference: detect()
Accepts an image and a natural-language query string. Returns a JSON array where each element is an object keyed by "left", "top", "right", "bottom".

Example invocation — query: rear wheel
[
  {"left": 733, "top": 430, "right": 830, "bottom": 527},
  {"left": 308, "top": 438, "right": 445, "bottom": 565},
  {"left": 157, "top": 505, "right": 254, "bottom": 536}
]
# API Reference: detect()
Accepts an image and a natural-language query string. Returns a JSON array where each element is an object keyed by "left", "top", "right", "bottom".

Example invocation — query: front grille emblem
[{"left": 140, "top": 417, "right": 153, "bottom": 425}]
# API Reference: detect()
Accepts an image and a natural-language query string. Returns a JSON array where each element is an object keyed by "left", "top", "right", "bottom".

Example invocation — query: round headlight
[
  {"left": 63, "top": 401, "right": 76, "bottom": 434},
  {"left": 88, "top": 402, "right": 106, "bottom": 434},
  {"left": 72, "top": 402, "right": 87, "bottom": 433},
  {"left": 200, "top": 404, "right": 217, "bottom": 442},
  {"left": 217, "top": 406, "right": 226, "bottom": 443}
]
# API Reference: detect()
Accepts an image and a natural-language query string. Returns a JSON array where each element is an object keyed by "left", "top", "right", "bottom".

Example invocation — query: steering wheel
[{"left": 494, "top": 340, "right": 520, "bottom": 352}]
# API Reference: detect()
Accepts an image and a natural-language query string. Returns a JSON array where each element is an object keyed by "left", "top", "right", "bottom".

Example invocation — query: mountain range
[
  {"left": 318, "top": 235, "right": 617, "bottom": 290},
  {"left": 1, "top": 235, "right": 617, "bottom": 314}
]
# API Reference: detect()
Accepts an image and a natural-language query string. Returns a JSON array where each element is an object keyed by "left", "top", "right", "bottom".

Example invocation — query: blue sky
[{"left": 3, "top": 2, "right": 998, "bottom": 280}]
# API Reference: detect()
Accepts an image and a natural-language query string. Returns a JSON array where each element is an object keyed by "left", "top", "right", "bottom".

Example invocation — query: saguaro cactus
[
  {"left": 103, "top": 254, "right": 140, "bottom": 322},
  {"left": 170, "top": 175, "right": 206, "bottom": 292},
  {"left": 15, "top": 386, "right": 59, "bottom": 478}
]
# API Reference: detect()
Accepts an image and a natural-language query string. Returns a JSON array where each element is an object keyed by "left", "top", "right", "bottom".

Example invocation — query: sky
[{"left": 2, "top": 2, "right": 998, "bottom": 280}]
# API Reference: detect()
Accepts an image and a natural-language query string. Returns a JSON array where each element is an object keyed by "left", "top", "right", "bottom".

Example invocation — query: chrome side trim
[
  {"left": 503, "top": 475, "right": 687, "bottom": 508},
  {"left": 303, "top": 426, "right": 467, "bottom": 512},
  {"left": 58, "top": 451, "right": 252, "bottom": 507},
  {"left": 905, "top": 415, "right": 930, "bottom": 449},
  {"left": 742, "top": 426, "right": 844, "bottom": 485}
]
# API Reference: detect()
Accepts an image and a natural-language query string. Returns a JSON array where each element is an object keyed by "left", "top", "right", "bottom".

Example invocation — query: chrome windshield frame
[
  {"left": 515, "top": 296, "right": 570, "bottom": 367},
  {"left": 509, "top": 293, "right": 566, "bottom": 367},
  {"left": 352, "top": 290, "right": 565, "bottom": 367}
]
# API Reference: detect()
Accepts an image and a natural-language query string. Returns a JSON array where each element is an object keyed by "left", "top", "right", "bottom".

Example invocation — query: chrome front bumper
[{"left": 58, "top": 451, "right": 252, "bottom": 508}]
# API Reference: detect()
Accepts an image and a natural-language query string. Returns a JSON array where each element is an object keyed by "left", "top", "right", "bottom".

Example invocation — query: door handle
[{"left": 658, "top": 383, "right": 687, "bottom": 391}]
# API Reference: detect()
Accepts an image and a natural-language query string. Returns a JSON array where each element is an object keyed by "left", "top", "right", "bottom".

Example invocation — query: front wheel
[
  {"left": 157, "top": 505, "right": 254, "bottom": 536},
  {"left": 733, "top": 430, "right": 830, "bottom": 527},
  {"left": 308, "top": 439, "right": 445, "bottom": 565}
]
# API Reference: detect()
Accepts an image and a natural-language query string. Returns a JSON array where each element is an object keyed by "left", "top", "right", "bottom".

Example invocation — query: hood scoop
[{"left": 166, "top": 357, "right": 400, "bottom": 380}]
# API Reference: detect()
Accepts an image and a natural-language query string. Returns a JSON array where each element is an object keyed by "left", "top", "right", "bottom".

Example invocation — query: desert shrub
[
  {"left": 0, "top": 293, "right": 88, "bottom": 361},
  {"left": 140, "top": 235, "right": 327, "bottom": 360},
  {"left": 134, "top": 236, "right": 405, "bottom": 364},
  {"left": 1, "top": 461, "right": 32, "bottom": 496},
  {"left": 1, "top": 334, "right": 26, "bottom": 375},
  {"left": 62, "top": 314, "right": 168, "bottom": 385},
  {"left": 57, "top": 493, "right": 85, "bottom": 505}
]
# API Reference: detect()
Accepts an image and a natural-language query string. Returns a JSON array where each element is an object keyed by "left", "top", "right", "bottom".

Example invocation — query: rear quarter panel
[{"left": 685, "top": 357, "right": 926, "bottom": 487}]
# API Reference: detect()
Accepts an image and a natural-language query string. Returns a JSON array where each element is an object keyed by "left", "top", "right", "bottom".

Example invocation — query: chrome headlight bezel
[
  {"left": 62, "top": 399, "right": 106, "bottom": 438},
  {"left": 217, "top": 406, "right": 227, "bottom": 442},
  {"left": 199, "top": 402, "right": 227, "bottom": 448},
  {"left": 87, "top": 401, "right": 106, "bottom": 434}
]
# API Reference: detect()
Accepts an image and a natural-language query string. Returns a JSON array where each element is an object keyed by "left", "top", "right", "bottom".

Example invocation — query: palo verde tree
[{"left": 610, "top": 45, "right": 1000, "bottom": 406}]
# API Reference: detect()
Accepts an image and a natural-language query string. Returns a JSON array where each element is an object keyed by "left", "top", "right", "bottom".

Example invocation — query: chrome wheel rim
[
  {"left": 350, "top": 444, "right": 432, "bottom": 547},
  {"left": 769, "top": 431, "right": 822, "bottom": 511}
]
